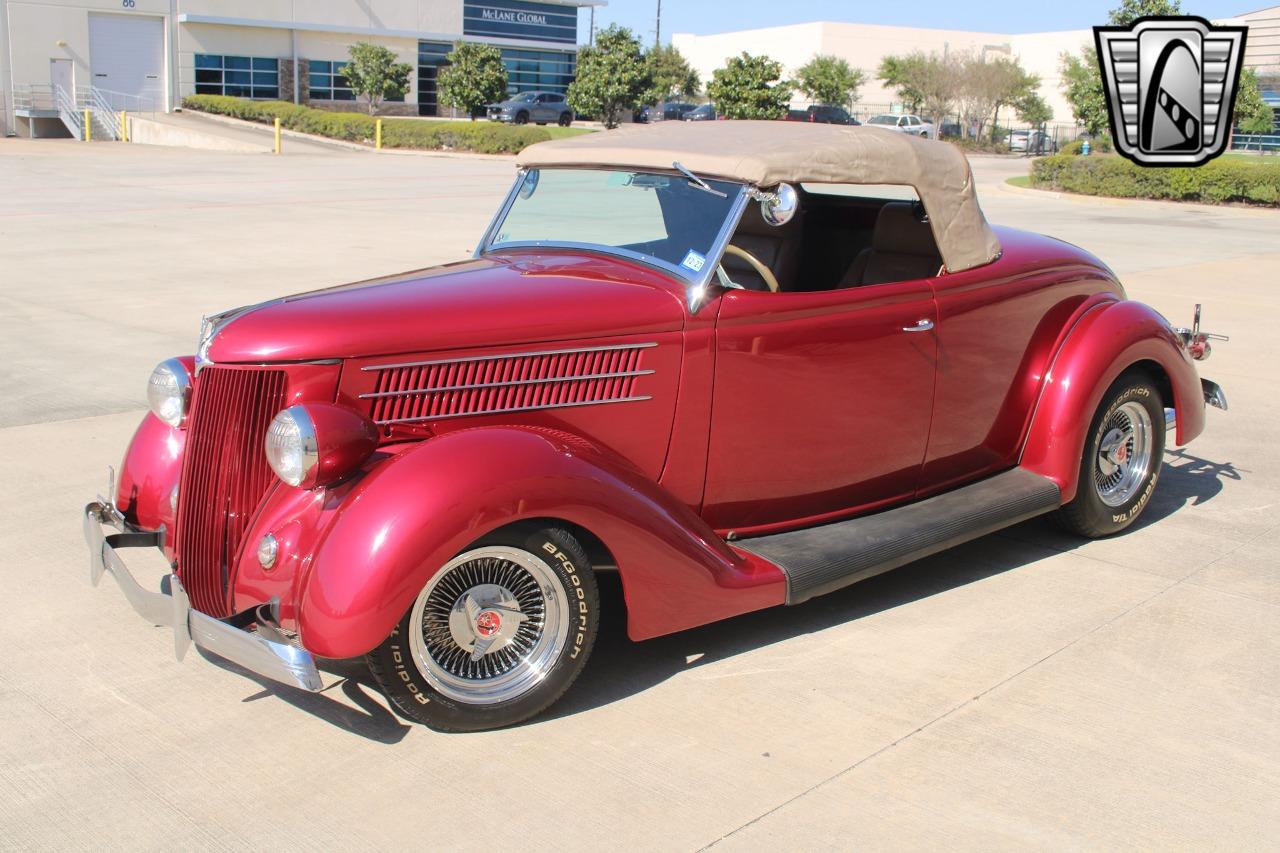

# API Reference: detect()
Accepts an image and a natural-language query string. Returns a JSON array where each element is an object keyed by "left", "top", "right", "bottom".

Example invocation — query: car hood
[{"left": 206, "top": 250, "right": 688, "bottom": 364}]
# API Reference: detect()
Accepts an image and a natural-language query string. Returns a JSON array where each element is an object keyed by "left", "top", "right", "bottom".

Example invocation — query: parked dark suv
[
  {"left": 636, "top": 102, "right": 696, "bottom": 123},
  {"left": 487, "top": 91, "right": 574, "bottom": 126},
  {"left": 785, "top": 105, "right": 859, "bottom": 125}
]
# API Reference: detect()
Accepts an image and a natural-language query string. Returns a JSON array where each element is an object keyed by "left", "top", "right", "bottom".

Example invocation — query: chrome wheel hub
[
  {"left": 409, "top": 546, "right": 568, "bottom": 705},
  {"left": 1094, "top": 401, "right": 1154, "bottom": 507}
]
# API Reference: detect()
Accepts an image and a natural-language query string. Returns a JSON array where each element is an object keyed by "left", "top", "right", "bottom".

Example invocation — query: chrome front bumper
[{"left": 82, "top": 500, "right": 323, "bottom": 692}]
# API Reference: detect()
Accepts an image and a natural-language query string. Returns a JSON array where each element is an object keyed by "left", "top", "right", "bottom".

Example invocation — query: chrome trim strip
[
  {"left": 362, "top": 341, "right": 657, "bottom": 372},
  {"left": 474, "top": 169, "right": 527, "bottom": 257},
  {"left": 374, "top": 394, "right": 652, "bottom": 425},
  {"left": 83, "top": 500, "right": 324, "bottom": 693},
  {"left": 359, "top": 368, "right": 656, "bottom": 398},
  {"left": 689, "top": 186, "right": 752, "bottom": 314}
]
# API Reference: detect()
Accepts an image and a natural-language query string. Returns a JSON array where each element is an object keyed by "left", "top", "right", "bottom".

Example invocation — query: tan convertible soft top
[{"left": 518, "top": 120, "right": 1001, "bottom": 273}]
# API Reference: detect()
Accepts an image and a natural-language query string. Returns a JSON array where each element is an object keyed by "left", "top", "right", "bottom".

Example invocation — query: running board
[{"left": 737, "top": 468, "right": 1061, "bottom": 604}]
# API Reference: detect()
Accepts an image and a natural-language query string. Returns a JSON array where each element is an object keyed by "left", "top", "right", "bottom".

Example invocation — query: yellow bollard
[
  {"left": 121, "top": 110, "right": 128, "bottom": 142},
  {"left": 84, "top": 110, "right": 91, "bottom": 142},
  {"left": 375, "top": 118, "right": 382, "bottom": 150},
  {"left": 273, "top": 117, "right": 281, "bottom": 154}
]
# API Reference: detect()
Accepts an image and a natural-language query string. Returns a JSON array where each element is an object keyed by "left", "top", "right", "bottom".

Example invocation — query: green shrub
[
  {"left": 1030, "top": 153, "right": 1280, "bottom": 206},
  {"left": 1059, "top": 133, "right": 1113, "bottom": 156},
  {"left": 181, "top": 95, "right": 552, "bottom": 153}
]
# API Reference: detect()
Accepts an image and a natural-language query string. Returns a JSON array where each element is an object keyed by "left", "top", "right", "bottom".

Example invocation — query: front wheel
[
  {"left": 367, "top": 526, "right": 598, "bottom": 731},
  {"left": 513, "top": 111, "right": 529, "bottom": 125},
  {"left": 1052, "top": 371, "right": 1165, "bottom": 538}
]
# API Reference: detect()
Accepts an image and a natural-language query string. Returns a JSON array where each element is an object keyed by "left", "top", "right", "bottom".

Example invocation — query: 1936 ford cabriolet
[{"left": 84, "top": 122, "right": 1227, "bottom": 731}]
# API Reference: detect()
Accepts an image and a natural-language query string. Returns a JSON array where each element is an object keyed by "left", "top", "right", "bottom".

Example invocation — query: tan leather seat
[
  {"left": 722, "top": 201, "right": 804, "bottom": 292},
  {"left": 841, "top": 202, "right": 941, "bottom": 287}
]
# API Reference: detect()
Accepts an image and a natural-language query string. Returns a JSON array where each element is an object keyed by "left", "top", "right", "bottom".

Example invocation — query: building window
[
  {"left": 499, "top": 47, "right": 575, "bottom": 97},
  {"left": 417, "top": 42, "right": 452, "bottom": 116},
  {"left": 194, "top": 55, "right": 279, "bottom": 99},
  {"left": 310, "top": 59, "right": 404, "bottom": 102},
  {"left": 308, "top": 60, "right": 355, "bottom": 101}
]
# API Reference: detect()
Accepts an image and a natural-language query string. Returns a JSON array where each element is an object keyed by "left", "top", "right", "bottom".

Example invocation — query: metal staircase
[{"left": 11, "top": 83, "right": 154, "bottom": 140}]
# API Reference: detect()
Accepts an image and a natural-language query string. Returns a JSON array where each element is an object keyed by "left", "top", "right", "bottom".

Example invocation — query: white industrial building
[
  {"left": 1, "top": 0, "right": 597, "bottom": 136},
  {"left": 673, "top": 6, "right": 1280, "bottom": 129}
]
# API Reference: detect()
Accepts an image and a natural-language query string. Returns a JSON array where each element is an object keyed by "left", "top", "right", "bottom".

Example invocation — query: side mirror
[{"left": 761, "top": 183, "right": 798, "bottom": 226}]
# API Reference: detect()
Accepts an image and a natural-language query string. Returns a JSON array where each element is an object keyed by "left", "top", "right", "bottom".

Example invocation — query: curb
[
  {"left": 998, "top": 174, "right": 1280, "bottom": 217},
  {"left": 176, "top": 109, "right": 522, "bottom": 161}
]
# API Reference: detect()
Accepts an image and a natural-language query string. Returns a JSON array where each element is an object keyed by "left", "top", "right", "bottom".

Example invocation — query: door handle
[{"left": 902, "top": 319, "right": 934, "bottom": 332}]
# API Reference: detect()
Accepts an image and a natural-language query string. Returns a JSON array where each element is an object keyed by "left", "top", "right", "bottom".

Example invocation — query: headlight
[
  {"left": 264, "top": 403, "right": 377, "bottom": 489},
  {"left": 146, "top": 358, "right": 192, "bottom": 427}
]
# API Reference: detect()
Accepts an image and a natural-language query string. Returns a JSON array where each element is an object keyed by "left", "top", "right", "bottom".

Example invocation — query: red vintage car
[{"left": 84, "top": 122, "right": 1227, "bottom": 731}]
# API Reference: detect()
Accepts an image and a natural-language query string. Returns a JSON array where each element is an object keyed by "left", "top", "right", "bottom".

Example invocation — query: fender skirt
[
  {"left": 1020, "top": 300, "right": 1205, "bottom": 503},
  {"left": 297, "top": 427, "right": 786, "bottom": 658}
]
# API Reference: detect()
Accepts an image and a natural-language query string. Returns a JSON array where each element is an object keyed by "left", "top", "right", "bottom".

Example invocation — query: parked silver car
[
  {"left": 866, "top": 113, "right": 934, "bottom": 137},
  {"left": 487, "top": 91, "right": 574, "bottom": 127},
  {"left": 1009, "top": 129, "right": 1058, "bottom": 154}
]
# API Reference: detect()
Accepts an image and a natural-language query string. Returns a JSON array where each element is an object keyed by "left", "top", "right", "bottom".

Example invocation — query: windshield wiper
[{"left": 673, "top": 161, "right": 727, "bottom": 198}]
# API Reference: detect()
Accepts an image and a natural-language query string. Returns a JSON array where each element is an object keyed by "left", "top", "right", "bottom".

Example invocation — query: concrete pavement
[{"left": 0, "top": 139, "right": 1276, "bottom": 851}]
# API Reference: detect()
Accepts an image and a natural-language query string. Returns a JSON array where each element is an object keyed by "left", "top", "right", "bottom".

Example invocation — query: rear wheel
[
  {"left": 367, "top": 526, "right": 598, "bottom": 732},
  {"left": 557, "top": 112, "right": 572, "bottom": 127},
  {"left": 1053, "top": 371, "right": 1165, "bottom": 538}
]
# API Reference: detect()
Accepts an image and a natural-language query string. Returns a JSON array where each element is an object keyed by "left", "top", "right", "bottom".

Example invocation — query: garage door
[{"left": 89, "top": 14, "right": 164, "bottom": 108}]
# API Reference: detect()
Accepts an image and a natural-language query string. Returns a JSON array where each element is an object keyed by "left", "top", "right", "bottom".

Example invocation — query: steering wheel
[{"left": 719, "top": 244, "right": 780, "bottom": 293}]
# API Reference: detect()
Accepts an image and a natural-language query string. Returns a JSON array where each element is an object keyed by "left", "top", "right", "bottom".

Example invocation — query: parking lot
[{"left": 1, "top": 138, "right": 1277, "bottom": 850}]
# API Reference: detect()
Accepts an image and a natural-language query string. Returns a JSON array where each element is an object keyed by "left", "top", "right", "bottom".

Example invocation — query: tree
[
  {"left": 877, "top": 55, "right": 925, "bottom": 112},
  {"left": 794, "top": 54, "right": 865, "bottom": 107},
  {"left": 1108, "top": 0, "right": 1181, "bottom": 25},
  {"left": 1233, "top": 68, "right": 1274, "bottom": 135},
  {"left": 877, "top": 51, "right": 961, "bottom": 134},
  {"left": 566, "top": 25, "right": 651, "bottom": 129},
  {"left": 341, "top": 42, "right": 413, "bottom": 115},
  {"left": 1059, "top": 48, "right": 1109, "bottom": 136},
  {"left": 1014, "top": 91, "right": 1053, "bottom": 127},
  {"left": 437, "top": 41, "right": 508, "bottom": 120},
  {"left": 707, "top": 52, "right": 793, "bottom": 120},
  {"left": 645, "top": 44, "right": 700, "bottom": 103}
]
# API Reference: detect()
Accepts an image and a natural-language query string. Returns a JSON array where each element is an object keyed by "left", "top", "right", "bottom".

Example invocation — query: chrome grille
[
  {"left": 361, "top": 343, "right": 654, "bottom": 425},
  {"left": 175, "top": 366, "right": 287, "bottom": 617}
]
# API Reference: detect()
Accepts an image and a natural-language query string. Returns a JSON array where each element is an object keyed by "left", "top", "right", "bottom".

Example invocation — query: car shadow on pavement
[
  {"left": 200, "top": 654, "right": 413, "bottom": 743},
  {"left": 542, "top": 448, "right": 1244, "bottom": 725},
  {"left": 206, "top": 449, "right": 1241, "bottom": 737}
]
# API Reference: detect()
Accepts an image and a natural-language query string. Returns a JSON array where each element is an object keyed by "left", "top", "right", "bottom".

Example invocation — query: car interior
[{"left": 721, "top": 186, "right": 944, "bottom": 293}]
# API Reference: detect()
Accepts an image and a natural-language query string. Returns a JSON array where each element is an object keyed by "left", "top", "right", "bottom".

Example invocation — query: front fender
[
  {"left": 115, "top": 412, "right": 185, "bottom": 553},
  {"left": 1020, "top": 300, "right": 1204, "bottom": 503},
  {"left": 296, "top": 427, "right": 785, "bottom": 659}
]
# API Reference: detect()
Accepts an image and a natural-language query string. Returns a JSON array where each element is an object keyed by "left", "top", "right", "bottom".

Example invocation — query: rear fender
[
  {"left": 1020, "top": 300, "right": 1204, "bottom": 502},
  {"left": 297, "top": 427, "right": 785, "bottom": 659}
]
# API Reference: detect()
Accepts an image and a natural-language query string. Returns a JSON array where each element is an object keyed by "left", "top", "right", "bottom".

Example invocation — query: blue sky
[{"left": 580, "top": 0, "right": 1255, "bottom": 43}]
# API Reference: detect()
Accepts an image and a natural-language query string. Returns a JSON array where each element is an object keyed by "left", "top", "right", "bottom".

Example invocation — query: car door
[
  {"left": 535, "top": 94, "right": 557, "bottom": 123},
  {"left": 702, "top": 283, "right": 938, "bottom": 532}
]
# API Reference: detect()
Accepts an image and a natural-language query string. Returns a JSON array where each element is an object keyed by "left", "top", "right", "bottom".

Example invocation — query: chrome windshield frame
[{"left": 474, "top": 167, "right": 752, "bottom": 314}]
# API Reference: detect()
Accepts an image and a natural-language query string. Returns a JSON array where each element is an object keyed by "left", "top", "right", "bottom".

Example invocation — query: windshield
[
  {"left": 868, "top": 115, "right": 898, "bottom": 125},
  {"left": 485, "top": 168, "right": 742, "bottom": 280},
  {"left": 511, "top": 92, "right": 536, "bottom": 103}
]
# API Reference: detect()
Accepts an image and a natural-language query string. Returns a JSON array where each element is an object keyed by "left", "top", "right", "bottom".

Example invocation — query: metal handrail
[
  {"left": 54, "top": 85, "right": 84, "bottom": 139},
  {"left": 79, "top": 86, "right": 121, "bottom": 139},
  {"left": 85, "top": 86, "right": 162, "bottom": 114}
]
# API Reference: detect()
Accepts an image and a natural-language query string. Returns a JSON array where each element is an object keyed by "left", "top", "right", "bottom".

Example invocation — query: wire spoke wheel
[
  {"left": 1093, "top": 400, "right": 1155, "bottom": 507},
  {"left": 408, "top": 546, "right": 570, "bottom": 705}
]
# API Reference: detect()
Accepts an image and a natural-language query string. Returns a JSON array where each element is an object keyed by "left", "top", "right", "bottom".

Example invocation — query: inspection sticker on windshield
[{"left": 680, "top": 250, "right": 707, "bottom": 273}]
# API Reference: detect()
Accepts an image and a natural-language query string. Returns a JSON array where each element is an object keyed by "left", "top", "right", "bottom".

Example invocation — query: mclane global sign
[
  {"left": 1095, "top": 16, "right": 1248, "bottom": 167},
  {"left": 463, "top": 1, "right": 577, "bottom": 44}
]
